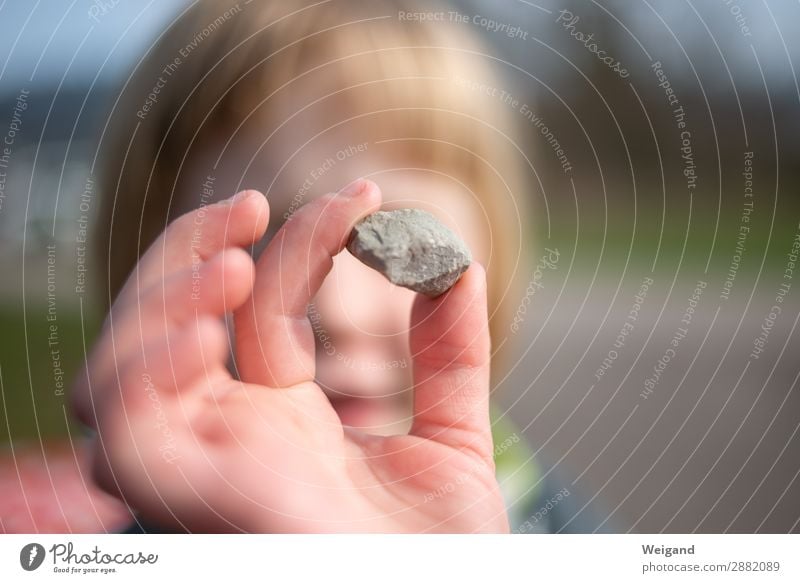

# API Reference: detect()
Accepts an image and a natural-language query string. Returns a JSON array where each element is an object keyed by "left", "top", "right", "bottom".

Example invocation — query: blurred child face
[{"left": 186, "top": 113, "right": 489, "bottom": 435}]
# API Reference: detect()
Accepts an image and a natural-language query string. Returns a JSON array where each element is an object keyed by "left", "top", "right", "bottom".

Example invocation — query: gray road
[{"left": 500, "top": 275, "right": 800, "bottom": 533}]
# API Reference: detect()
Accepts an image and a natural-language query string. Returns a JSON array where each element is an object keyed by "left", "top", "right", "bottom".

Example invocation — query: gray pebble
[{"left": 346, "top": 208, "right": 472, "bottom": 297}]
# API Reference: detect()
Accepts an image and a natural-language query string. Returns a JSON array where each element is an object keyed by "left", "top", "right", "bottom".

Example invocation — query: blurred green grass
[
  {"left": 538, "top": 200, "right": 800, "bottom": 277},
  {"left": 0, "top": 304, "right": 100, "bottom": 444}
]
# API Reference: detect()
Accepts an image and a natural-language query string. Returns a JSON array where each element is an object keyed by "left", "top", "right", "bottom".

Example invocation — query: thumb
[{"left": 408, "top": 263, "right": 493, "bottom": 463}]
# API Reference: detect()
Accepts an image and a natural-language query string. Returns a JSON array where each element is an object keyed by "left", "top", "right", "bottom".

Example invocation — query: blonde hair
[{"left": 98, "top": 0, "right": 533, "bottom": 374}]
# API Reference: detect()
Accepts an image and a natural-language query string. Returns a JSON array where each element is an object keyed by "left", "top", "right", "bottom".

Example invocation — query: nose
[{"left": 312, "top": 252, "right": 414, "bottom": 399}]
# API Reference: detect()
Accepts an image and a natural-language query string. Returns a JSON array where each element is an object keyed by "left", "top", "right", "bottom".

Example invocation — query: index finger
[
  {"left": 118, "top": 189, "right": 269, "bottom": 306},
  {"left": 234, "top": 179, "right": 382, "bottom": 388}
]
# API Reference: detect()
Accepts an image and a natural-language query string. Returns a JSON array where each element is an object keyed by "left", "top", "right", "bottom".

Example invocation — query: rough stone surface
[{"left": 346, "top": 208, "right": 472, "bottom": 297}]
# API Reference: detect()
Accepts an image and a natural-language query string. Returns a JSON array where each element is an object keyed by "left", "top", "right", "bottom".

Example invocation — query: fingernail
[
  {"left": 338, "top": 179, "right": 368, "bottom": 199},
  {"left": 219, "top": 189, "right": 256, "bottom": 206}
]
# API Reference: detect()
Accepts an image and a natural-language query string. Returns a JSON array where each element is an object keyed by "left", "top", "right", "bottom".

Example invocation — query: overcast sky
[{"left": 0, "top": 1, "right": 797, "bottom": 94}]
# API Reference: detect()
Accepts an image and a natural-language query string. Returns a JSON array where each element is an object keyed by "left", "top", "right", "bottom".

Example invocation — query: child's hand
[{"left": 73, "top": 180, "right": 508, "bottom": 532}]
